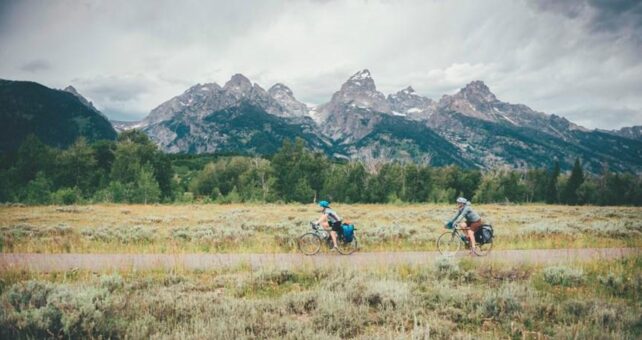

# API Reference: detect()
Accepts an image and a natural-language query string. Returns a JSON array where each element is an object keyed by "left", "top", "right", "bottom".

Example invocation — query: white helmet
[{"left": 456, "top": 197, "right": 468, "bottom": 204}]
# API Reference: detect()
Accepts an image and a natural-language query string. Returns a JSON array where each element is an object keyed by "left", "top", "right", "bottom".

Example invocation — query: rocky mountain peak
[
  {"left": 328, "top": 69, "right": 389, "bottom": 110},
  {"left": 402, "top": 86, "right": 416, "bottom": 94},
  {"left": 184, "top": 82, "right": 222, "bottom": 95},
  {"left": 610, "top": 125, "right": 642, "bottom": 141},
  {"left": 387, "top": 86, "right": 436, "bottom": 120},
  {"left": 460, "top": 80, "right": 497, "bottom": 103},
  {"left": 64, "top": 85, "right": 79, "bottom": 95},
  {"left": 268, "top": 83, "right": 308, "bottom": 117},
  {"left": 63, "top": 85, "right": 100, "bottom": 114},
  {"left": 268, "top": 83, "right": 293, "bottom": 97},
  {"left": 341, "top": 69, "right": 377, "bottom": 92},
  {"left": 390, "top": 86, "right": 421, "bottom": 99},
  {"left": 348, "top": 69, "right": 372, "bottom": 81},
  {"left": 224, "top": 74, "right": 253, "bottom": 94}
]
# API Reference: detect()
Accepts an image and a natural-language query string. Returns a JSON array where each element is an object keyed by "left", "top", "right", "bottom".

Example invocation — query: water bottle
[{"left": 320, "top": 229, "right": 328, "bottom": 239}]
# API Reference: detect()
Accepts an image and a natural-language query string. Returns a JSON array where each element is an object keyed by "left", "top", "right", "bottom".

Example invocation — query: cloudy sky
[{"left": 1, "top": 0, "right": 641, "bottom": 129}]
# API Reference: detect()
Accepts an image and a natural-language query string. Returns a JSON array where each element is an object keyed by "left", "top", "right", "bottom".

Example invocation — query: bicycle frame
[
  {"left": 299, "top": 222, "right": 358, "bottom": 255},
  {"left": 437, "top": 225, "right": 493, "bottom": 256},
  {"left": 311, "top": 224, "right": 333, "bottom": 246}
]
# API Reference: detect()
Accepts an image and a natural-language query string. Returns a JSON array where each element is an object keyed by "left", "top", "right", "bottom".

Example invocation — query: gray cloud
[
  {"left": 531, "top": 0, "right": 642, "bottom": 35},
  {"left": 20, "top": 59, "right": 50, "bottom": 73},
  {"left": 75, "top": 76, "right": 151, "bottom": 102},
  {"left": 563, "top": 107, "right": 642, "bottom": 130},
  {"left": 0, "top": 0, "right": 640, "bottom": 129}
]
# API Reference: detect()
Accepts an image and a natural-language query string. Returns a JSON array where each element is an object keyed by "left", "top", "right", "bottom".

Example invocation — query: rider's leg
[
  {"left": 330, "top": 230, "right": 338, "bottom": 248},
  {"left": 467, "top": 229, "right": 476, "bottom": 249},
  {"left": 461, "top": 222, "right": 477, "bottom": 250},
  {"left": 320, "top": 215, "right": 330, "bottom": 230}
]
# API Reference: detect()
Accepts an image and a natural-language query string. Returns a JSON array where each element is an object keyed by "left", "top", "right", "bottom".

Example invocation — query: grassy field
[
  {"left": 1, "top": 204, "right": 640, "bottom": 338},
  {"left": 0, "top": 257, "right": 640, "bottom": 338},
  {"left": 1, "top": 204, "right": 641, "bottom": 253}
]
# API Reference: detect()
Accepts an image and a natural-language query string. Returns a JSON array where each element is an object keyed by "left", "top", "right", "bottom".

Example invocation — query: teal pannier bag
[{"left": 342, "top": 224, "right": 355, "bottom": 243}]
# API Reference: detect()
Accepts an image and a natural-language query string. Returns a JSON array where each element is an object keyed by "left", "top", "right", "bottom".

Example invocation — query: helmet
[
  {"left": 318, "top": 200, "right": 330, "bottom": 208},
  {"left": 456, "top": 197, "right": 468, "bottom": 204}
]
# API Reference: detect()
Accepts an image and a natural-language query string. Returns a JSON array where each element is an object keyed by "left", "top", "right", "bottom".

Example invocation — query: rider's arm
[
  {"left": 447, "top": 209, "right": 464, "bottom": 226},
  {"left": 316, "top": 213, "right": 326, "bottom": 225}
]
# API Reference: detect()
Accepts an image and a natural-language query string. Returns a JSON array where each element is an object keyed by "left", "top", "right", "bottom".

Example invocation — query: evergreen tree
[
  {"left": 130, "top": 164, "right": 161, "bottom": 204},
  {"left": 561, "top": 158, "right": 584, "bottom": 205},
  {"left": 15, "top": 135, "right": 54, "bottom": 184},
  {"left": 271, "top": 138, "right": 323, "bottom": 202},
  {"left": 54, "top": 138, "right": 97, "bottom": 195},
  {"left": 546, "top": 161, "right": 560, "bottom": 203}
]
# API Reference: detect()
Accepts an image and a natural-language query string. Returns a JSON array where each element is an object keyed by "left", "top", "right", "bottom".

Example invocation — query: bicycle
[
  {"left": 437, "top": 224, "right": 493, "bottom": 256},
  {"left": 298, "top": 222, "right": 358, "bottom": 255}
]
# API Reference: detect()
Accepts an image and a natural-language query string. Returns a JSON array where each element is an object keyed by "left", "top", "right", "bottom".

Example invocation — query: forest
[{"left": 1, "top": 131, "right": 640, "bottom": 206}]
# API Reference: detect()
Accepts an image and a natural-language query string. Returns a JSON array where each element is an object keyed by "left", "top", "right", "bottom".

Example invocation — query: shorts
[
  {"left": 466, "top": 219, "right": 483, "bottom": 232},
  {"left": 330, "top": 221, "right": 343, "bottom": 233}
]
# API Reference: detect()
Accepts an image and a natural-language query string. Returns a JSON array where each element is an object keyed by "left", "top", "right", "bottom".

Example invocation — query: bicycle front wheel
[
  {"left": 336, "top": 236, "right": 358, "bottom": 255},
  {"left": 437, "top": 231, "right": 462, "bottom": 256},
  {"left": 298, "top": 233, "right": 321, "bottom": 255}
]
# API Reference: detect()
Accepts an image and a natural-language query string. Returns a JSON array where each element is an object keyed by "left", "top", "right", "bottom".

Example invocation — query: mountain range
[
  {"left": 1, "top": 71, "right": 640, "bottom": 173},
  {"left": 113, "top": 69, "right": 641, "bottom": 172},
  {"left": 0, "top": 79, "right": 116, "bottom": 152}
]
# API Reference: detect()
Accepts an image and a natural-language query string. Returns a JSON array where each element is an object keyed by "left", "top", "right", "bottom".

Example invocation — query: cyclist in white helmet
[
  {"left": 315, "top": 200, "right": 341, "bottom": 250},
  {"left": 446, "top": 197, "right": 483, "bottom": 253}
]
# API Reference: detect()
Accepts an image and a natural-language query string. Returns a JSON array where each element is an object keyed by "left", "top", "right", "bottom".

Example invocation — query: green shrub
[
  {"left": 590, "top": 303, "right": 619, "bottom": 329},
  {"left": 560, "top": 299, "right": 591, "bottom": 322},
  {"left": 348, "top": 279, "right": 411, "bottom": 309},
  {"left": 100, "top": 274, "right": 124, "bottom": 293},
  {"left": 435, "top": 256, "right": 460, "bottom": 280},
  {"left": 24, "top": 172, "right": 52, "bottom": 205},
  {"left": 52, "top": 187, "right": 82, "bottom": 205},
  {"left": 0, "top": 280, "right": 123, "bottom": 339},
  {"left": 80, "top": 226, "right": 157, "bottom": 244},
  {"left": 313, "top": 291, "right": 369, "bottom": 338},
  {"left": 480, "top": 285, "right": 523, "bottom": 319},
  {"left": 178, "top": 192, "right": 194, "bottom": 203},
  {"left": 542, "top": 265, "right": 584, "bottom": 286}
]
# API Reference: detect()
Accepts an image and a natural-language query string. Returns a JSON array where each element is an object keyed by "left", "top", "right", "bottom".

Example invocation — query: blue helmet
[{"left": 319, "top": 200, "right": 330, "bottom": 208}]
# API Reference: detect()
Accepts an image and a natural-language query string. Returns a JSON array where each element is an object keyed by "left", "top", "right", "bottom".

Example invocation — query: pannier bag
[
  {"left": 342, "top": 224, "right": 355, "bottom": 243},
  {"left": 474, "top": 224, "right": 494, "bottom": 244}
]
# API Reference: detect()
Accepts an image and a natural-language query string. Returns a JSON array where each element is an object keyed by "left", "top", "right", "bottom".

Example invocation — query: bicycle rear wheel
[
  {"left": 473, "top": 240, "right": 493, "bottom": 256},
  {"left": 437, "top": 231, "right": 462, "bottom": 256},
  {"left": 336, "top": 236, "right": 358, "bottom": 255},
  {"left": 298, "top": 233, "right": 321, "bottom": 255}
]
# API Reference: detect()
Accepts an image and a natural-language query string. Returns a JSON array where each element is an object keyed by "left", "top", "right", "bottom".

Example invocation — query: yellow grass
[{"left": 1, "top": 203, "right": 640, "bottom": 253}]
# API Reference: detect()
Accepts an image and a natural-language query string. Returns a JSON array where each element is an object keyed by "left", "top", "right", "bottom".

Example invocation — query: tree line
[{"left": 1, "top": 134, "right": 640, "bottom": 206}]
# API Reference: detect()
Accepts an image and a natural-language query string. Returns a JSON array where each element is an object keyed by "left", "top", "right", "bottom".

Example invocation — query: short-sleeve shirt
[{"left": 324, "top": 208, "right": 342, "bottom": 224}]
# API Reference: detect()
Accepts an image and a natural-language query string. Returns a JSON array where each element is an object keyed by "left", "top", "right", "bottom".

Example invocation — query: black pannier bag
[{"left": 474, "top": 224, "right": 494, "bottom": 244}]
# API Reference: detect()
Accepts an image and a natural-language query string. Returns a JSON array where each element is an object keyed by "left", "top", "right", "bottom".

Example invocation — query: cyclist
[
  {"left": 445, "top": 197, "right": 483, "bottom": 253},
  {"left": 315, "top": 200, "right": 342, "bottom": 250}
]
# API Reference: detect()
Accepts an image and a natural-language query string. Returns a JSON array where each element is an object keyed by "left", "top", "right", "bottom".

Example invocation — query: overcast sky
[{"left": 1, "top": 0, "right": 641, "bottom": 129}]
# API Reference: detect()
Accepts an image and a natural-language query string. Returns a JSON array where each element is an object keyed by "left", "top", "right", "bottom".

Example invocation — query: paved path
[{"left": 0, "top": 248, "right": 638, "bottom": 272}]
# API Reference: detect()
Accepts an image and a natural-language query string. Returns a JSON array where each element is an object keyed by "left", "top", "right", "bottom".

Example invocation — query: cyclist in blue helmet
[{"left": 315, "top": 200, "right": 342, "bottom": 250}]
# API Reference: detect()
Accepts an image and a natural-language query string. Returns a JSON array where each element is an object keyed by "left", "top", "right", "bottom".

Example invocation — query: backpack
[
  {"left": 342, "top": 224, "right": 355, "bottom": 243},
  {"left": 474, "top": 224, "right": 494, "bottom": 244}
]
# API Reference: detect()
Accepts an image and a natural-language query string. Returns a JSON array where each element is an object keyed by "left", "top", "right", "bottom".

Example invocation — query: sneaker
[{"left": 330, "top": 246, "right": 338, "bottom": 252}]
